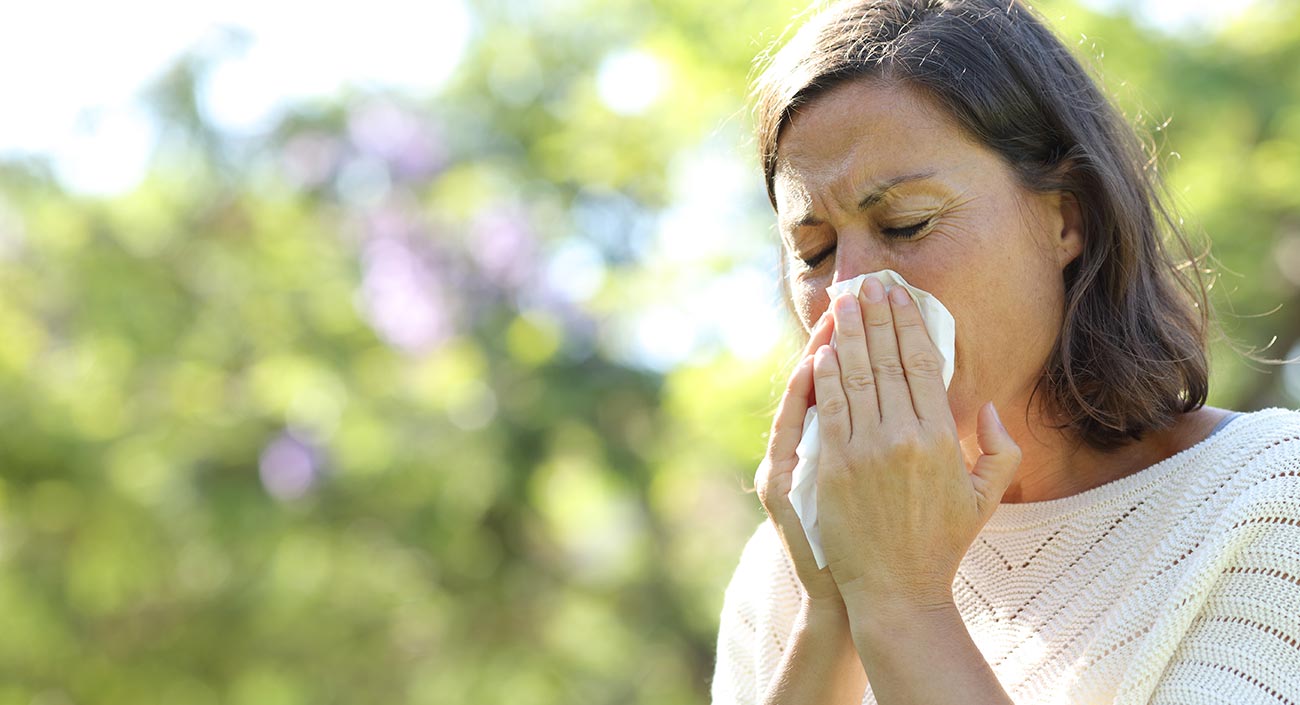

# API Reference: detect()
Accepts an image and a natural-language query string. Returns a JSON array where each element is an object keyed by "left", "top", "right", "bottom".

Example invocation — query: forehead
[{"left": 772, "top": 79, "right": 987, "bottom": 207}]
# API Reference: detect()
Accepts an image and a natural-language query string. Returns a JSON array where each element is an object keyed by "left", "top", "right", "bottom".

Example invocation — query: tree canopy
[{"left": 0, "top": 1, "right": 1297, "bottom": 703}]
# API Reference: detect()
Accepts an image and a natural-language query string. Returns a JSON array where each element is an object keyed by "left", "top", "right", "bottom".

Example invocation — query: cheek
[{"left": 792, "top": 279, "right": 830, "bottom": 331}]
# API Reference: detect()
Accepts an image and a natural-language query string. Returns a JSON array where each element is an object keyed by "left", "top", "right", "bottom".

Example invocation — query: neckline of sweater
[{"left": 982, "top": 407, "right": 1293, "bottom": 532}]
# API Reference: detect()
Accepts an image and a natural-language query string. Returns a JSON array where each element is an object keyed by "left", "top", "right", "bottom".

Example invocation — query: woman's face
[{"left": 773, "top": 78, "right": 1083, "bottom": 439}]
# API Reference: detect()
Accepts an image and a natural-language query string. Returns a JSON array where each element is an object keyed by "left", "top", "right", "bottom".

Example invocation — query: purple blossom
[
  {"left": 259, "top": 432, "right": 322, "bottom": 501},
  {"left": 470, "top": 206, "right": 538, "bottom": 289},
  {"left": 359, "top": 232, "right": 453, "bottom": 354},
  {"left": 347, "top": 101, "right": 447, "bottom": 182},
  {"left": 279, "top": 131, "right": 343, "bottom": 190}
]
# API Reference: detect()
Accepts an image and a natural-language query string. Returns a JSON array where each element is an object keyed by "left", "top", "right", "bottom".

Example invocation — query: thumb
[{"left": 969, "top": 401, "right": 1022, "bottom": 513}]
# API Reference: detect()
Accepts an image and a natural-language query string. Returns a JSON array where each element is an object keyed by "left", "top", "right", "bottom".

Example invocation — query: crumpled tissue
[{"left": 787, "top": 269, "right": 956, "bottom": 569}]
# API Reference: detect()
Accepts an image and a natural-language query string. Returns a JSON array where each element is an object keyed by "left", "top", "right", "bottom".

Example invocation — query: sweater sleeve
[
  {"left": 1140, "top": 442, "right": 1300, "bottom": 704},
  {"left": 710, "top": 520, "right": 805, "bottom": 705}
]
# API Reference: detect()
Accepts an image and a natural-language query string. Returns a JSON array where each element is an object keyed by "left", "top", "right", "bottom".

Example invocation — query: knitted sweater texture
[{"left": 711, "top": 407, "right": 1300, "bottom": 704}]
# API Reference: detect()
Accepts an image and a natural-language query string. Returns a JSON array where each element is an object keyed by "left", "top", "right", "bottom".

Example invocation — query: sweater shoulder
[
  {"left": 1177, "top": 408, "right": 1300, "bottom": 551},
  {"left": 1221, "top": 407, "right": 1300, "bottom": 505},
  {"left": 1116, "top": 412, "right": 1300, "bottom": 703},
  {"left": 716, "top": 519, "right": 805, "bottom": 651},
  {"left": 711, "top": 520, "right": 805, "bottom": 704},
  {"left": 1237, "top": 406, "right": 1300, "bottom": 440},
  {"left": 723, "top": 519, "right": 804, "bottom": 607}
]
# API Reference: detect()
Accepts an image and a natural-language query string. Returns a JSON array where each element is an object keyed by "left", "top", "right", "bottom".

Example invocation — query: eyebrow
[{"left": 786, "top": 171, "right": 939, "bottom": 229}]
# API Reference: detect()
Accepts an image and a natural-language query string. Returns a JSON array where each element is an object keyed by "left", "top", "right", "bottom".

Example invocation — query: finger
[
  {"left": 766, "top": 355, "right": 817, "bottom": 466},
  {"left": 829, "top": 292, "right": 880, "bottom": 433},
  {"left": 800, "top": 313, "right": 834, "bottom": 408},
  {"left": 969, "top": 402, "right": 1022, "bottom": 516},
  {"left": 859, "top": 278, "right": 915, "bottom": 423},
  {"left": 800, "top": 309, "right": 835, "bottom": 359},
  {"left": 756, "top": 356, "right": 811, "bottom": 502},
  {"left": 762, "top": 476, "right": 834, "bottom": 600},
  {"left": 811, "top": 345, "right": 851, "bottom": 447},
  {"left": 888, "top": 283, "right": 955, "bottom": 431},
  {"left": 768, "top": 495, "right": 826, "bottom": 590}
]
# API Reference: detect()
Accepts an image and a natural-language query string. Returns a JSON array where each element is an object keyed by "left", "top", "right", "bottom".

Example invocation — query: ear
[{"left": 1055, "top": 190, "right": 1084, "bottom": 271}]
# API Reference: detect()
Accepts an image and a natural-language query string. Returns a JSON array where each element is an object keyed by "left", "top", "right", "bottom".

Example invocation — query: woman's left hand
[{"left": 813, "top": 279, "right": 1023, "bottom": 613}]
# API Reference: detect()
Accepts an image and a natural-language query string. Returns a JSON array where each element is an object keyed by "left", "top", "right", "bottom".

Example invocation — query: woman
[{"left": 711, "top": 1, "right": 1300, "bottom": 703}]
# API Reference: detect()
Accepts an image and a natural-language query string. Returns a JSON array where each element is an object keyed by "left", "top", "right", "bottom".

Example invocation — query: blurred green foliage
[{"left": 0, "top": 1, "right": 1297, "bottom": 703}]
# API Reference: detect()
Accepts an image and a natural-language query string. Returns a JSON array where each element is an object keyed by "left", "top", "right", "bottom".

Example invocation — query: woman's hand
[
  {"left": 755, "top": 310, "right": 842, "bottom": 607},
  {"left": 814, "top": 280, "right": 1023, "bottom": 613}
]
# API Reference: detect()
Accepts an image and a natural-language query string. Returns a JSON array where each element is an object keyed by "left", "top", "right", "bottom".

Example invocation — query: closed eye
[
  {"left": 799, "top": 246, "right": 835, "bottom": 269},
  {"left": 796, "top": 219, "right": 931, "bottom": 269},
  {"left": 883, "top": 219, "right": 931, "bottom": 239}
]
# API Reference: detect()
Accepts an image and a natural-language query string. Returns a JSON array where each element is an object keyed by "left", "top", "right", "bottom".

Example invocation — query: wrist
[
  {"left": 797, "top": 594, "right": 857, "bottom": 641},
  {"left": 800, "top": 592, "right": 850, "bottom": 625},
  {"left": 795, "top": 594, "right": 862, "bottom": 668},
  {"left": 844, "top": 590, "right": 960, "bottom": 646}
]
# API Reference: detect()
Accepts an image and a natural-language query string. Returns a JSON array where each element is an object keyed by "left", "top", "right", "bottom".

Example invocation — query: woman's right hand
[{"left": 755, "top": 311, "right": 842, "bottom": 606}]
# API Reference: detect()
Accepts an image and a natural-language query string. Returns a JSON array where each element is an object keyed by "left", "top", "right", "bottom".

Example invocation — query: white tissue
[{"left": 787, "top": 269, "right": 956, "bottom": 569}]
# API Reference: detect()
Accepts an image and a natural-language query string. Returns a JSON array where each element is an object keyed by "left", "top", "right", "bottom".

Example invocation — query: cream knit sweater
[{"left": 711, "top": 407, "right": 1300, "bottom": 704}]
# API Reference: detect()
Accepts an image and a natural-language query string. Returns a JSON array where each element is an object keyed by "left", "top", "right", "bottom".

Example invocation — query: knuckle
[
  {"left": 904, "top": 351, "right": 944, "bottom": 377},
  {"left": 1009, "top": 443, "right": 1024, "bottom": 463},
  {"left": 873, "top": 358, "right": 907, "bottom": 378},
  {"left": 813, "top": 365, "right": 839, "bottom": 382},
  {"left": 818, "top": 397, "right": 849, "bottom": 417},
  {"left": 835, "top": 320, "right": 864, "bottom": 339},
  {"left": 755, "top": 470, "right": 776, "bottom": 504},
  {"left": 886, "top": 429, "right": 926, "bottom": 456},
  {"left": 841, "top": 371, "right": 876, "bottom": 392},
  {"left": 819, "top": 457, "right": 849, "bottom": 481},
  {"left": 866, "top": 315, "right": 894, "bottom": 331}
]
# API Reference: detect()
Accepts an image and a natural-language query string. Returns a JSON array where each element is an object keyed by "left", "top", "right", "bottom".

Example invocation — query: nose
[{"left": 830, "top": 232, "right": 893, "bottom": 286}]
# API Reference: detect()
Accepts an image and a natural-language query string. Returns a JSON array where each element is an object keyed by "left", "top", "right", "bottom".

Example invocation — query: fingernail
[
  {"left": 889, "top": 286, "right": 911, "bottom": 306},
  {"left": 835, "top": 293, "right": 858, "bottom": 315},
  {"left": 863, "top": 278, "right": 886, "bottom": 303},
  {"left": 989, "top": 402, "right": 1004, "bottom": 429}
]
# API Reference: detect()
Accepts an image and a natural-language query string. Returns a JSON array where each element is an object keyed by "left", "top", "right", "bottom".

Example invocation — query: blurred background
[{"left": 0, "top": 0, "right": 1298, "bottom": 703}]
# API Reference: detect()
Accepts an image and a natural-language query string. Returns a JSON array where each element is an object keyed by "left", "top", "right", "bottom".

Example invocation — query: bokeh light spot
[
  {"left": 596, "top": 49, "right": 667, "bottom": 116},
  {"left": 258, "top": 432, "right": 321, "bottom": 501},
  {"left": 446, "top": 380, "right": 498, "bottom": 431},
  {"left": 506, "top": 312, "right": 562, "bottom": 367}
]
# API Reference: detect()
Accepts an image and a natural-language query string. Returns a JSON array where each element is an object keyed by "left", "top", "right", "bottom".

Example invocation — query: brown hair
[{"left": 751, "top": 0, "right": 1227, "bottom": 452}]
